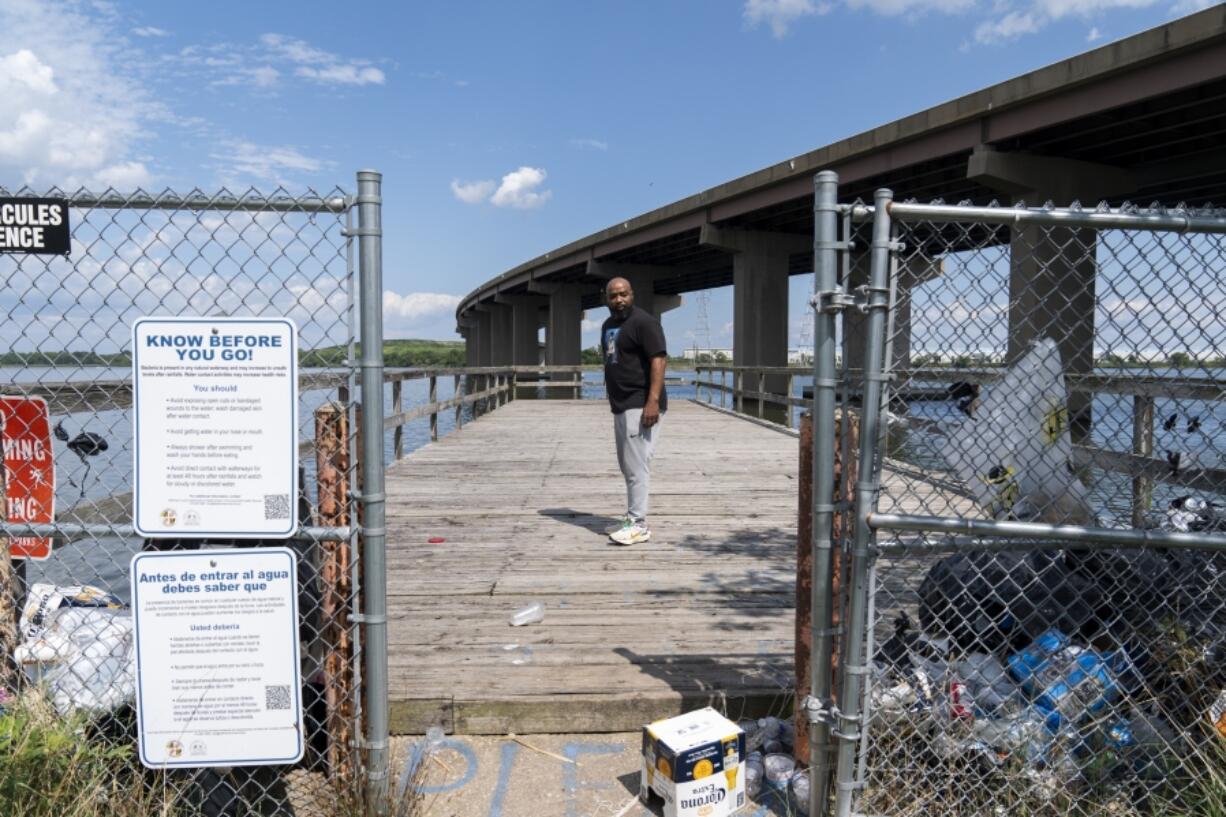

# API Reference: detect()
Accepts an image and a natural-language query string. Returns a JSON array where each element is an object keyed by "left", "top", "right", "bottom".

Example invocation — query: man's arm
[{"left": 641, "top": 354, "right": 666, "bottom": 428}]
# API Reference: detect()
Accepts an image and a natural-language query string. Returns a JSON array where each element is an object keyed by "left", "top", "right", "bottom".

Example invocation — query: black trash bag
[
  {"left": 918, "top": 550, "right": 1101, "bottom": 652},
  {"left": 1065, "top": 547, "right": 1174, "bottom": 625}
]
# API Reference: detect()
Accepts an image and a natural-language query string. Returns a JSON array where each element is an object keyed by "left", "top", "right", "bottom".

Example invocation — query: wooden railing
[
  {"left": 383, "top": 365, "right": 585, "bottom": 460},
  {"left": 695, "top": 364, "right": 1226, "bottom": 525}
]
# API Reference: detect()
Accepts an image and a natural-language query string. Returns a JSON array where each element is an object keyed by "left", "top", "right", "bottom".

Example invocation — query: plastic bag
[
  {"left": 918, "top": 550, "right": 1100, "bottom": 651},
  {"left": 14, "top": 583, "right": 133, "bottom": 716},
  {"left": 943, "top": 339, "right": 1093, "bottom": 524}
]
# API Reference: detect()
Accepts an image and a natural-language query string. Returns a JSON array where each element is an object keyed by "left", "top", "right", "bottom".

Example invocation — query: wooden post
[
  {"left": 757, "top": 371, "right": 765, "bottom": 419},
  {"left": 0, "top": 465, "right": 18, "bottom": 695},
  {"left": 1132, "top": 395, "right": 1154, "bottom": 528},
  {"left": 736, "top": 371, "right": 743, "bottom": 414},
  {"left": 574, "top": 370, "right": 580, "bottom": 401},
  {"left": 429, "top": 375, "right": 438, "bottom": 442},
  {"left": 721, "top": 369, "right": 727, "bottom": 409},
  {"left": 392, "top": 380, "right": 403, "bottom": 461},
  {"left": 787, "top": 373, "right": 795, "bottom": 429},
  {"left": 455, "top": 374, "right": 463, "bottom": 431},
  {"left": 795, "top": 408, "right": 857, "bottom": 768},
  {"left": 313, "top": 402, "right": 356, "bottom": 782}
]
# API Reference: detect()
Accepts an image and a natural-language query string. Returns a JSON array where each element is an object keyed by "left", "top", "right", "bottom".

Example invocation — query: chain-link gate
[
  {"left": 0, "top": 172, "right": 389, "bottom": 816},
  {"left": 804, "top": 173, "right": 1226, "bottom": 817}
]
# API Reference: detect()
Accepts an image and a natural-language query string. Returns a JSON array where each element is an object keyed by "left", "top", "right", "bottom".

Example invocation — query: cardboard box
[{"left": 640, "top": 707, "right": 746, "bottom": 817}]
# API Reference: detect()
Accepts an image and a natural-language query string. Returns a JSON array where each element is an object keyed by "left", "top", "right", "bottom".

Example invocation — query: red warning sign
[{"left": 1, "top": 396, "right": 55, "bottom": 560}]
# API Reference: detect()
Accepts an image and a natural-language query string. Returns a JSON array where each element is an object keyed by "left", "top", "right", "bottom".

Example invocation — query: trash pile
[
  {"left": 865, "top": 528, "right": 1226, "bottom": 811},
  {"left": 10, "top": 583, "right": 133, "bottom": 717},
  {"left": 737, "top": 715, "right": 815, "bottom": 810}
]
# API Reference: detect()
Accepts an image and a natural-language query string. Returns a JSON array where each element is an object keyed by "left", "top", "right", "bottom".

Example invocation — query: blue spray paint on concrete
[
  {"left": 399, "top": 737, "right": 479, "bottom": 795},
  {"left": 486, "top": 741, "right": 519, "bottom": 817},
  {"left": 562, "top": 741, "right": 624, "bottom": 817}
]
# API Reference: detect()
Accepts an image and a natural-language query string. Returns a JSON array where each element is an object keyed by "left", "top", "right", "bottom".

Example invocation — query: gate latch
[
  {"left": 810, "top": 290, "right": 857, "bottom": 314},
  {"left": 801, "top": 694, "right": 839, "bottom": 726}
]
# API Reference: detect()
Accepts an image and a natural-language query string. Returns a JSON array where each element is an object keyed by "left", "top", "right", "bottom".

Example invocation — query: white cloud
[
  {"left": 210, "top": 140, "right": 325, "bottom": 185},
  {"left": 93, "top": 160, "right": 152, "bottom": 189},
  {"left": 0, "top": 1, "right": 160, "bottom": 188},
  {"left": 846, "top": 0, "right": 974, "bottom": 14},
  {"left": 296, "top": 63, "right": 384, "bottom": 86},
  {"left": 570, "top": 138, "right": 609, "bottom": 151},
  {"left": 213, "top": 65, "right": 280, "bottom": 89},
  {"left": 451, "top": 178, "right": 496, "bottom": 204},
  {"left": 1170, "top": 0, "right": 1215, "bottom": 12},
  {"left": 974, "top": 10, "right": 1041, "bottom": 41},
  {"left": 259, "top": 33, "right": 385, "bottom": 86},
  {"left": 490, "top": 166, "right": 552, "bottom": 209},
  {"left": 744, "top": 0, "right": 831, "bottom": 36},
  {"left": 132, "top": 26, "right": 169, "bottom": 38},
  {"left": 581, "top": 318, "right": 602, "bottom": 333},
  {"left": 383, "top": 291, "right": 462, "bottom": 327},
  {"left": 0, "top": 49, "right": 58, "bottom": 94},
  {"left": 1086, "top": 25, "right": 1103, "bottom": 40}
]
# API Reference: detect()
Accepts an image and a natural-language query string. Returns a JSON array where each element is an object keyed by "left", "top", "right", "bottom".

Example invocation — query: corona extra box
[{"left": 640, "top": 707, "right": 746, "bottom": 817}]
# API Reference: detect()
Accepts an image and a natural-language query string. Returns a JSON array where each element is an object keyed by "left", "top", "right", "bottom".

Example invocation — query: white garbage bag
[
  {"left": 943, "top": 339, "right": 1093, "bottom": 524},
  {"left": 13, "top": 583, "right": 134, "bottom": 716}
]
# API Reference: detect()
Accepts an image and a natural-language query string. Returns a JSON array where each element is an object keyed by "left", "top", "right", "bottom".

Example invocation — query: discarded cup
[
  {"left": 763, "top": 753, "right": 795, "bottom": 789},
  {"left": 509, "top": 602, "right": 545, "bottom": 627}
]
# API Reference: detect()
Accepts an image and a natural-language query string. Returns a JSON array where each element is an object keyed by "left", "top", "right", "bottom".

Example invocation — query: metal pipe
[
  {"left": 886, "top": 201, "right": 1226, "bottom": 234},
  {"left": 57, "top": 191, "right": 349, "bottom": 213},
  {"left": 867, "top": 512, "right": 1226, "bottom": 551},
  {"left": 0, "top": 521, "right": 352, "bottom": 541},
  {"left": 808, "top": 170, "right": 840, "bottom": 817},
  {"left": 833, "top": 189, "right": 893, "bottom": 817},
  {"left": 355, "top": 170, "right": 390, "bottom": 814}
]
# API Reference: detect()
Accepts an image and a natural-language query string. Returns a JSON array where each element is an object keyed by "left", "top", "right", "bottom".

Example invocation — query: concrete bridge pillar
[
  {"left": 474, "top": 309, "right": 492, "bottom": 367},
  {"left": 843, "top": 253, "right": 938, "bottom": 375},
  {"left": 528, "top": 282, "right": 584, "bottom": 374},
  {"left": 699, "top": 224, "right": 809, "bottom": 419},
  {"left": 496, "top": 294, "right": 547, "bottom": 367},
  {"left": 482, "top": 304, "right": 513, "bottom": 367},
  {"left": 586, "top": 261, "right": 682, "bottom": 320},
  {"left": 968, "top": 146, "right": 1136, "bottom": 438}
]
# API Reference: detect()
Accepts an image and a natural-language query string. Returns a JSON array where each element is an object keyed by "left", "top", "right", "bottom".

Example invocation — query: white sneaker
[
  {"left": 609, "top": 523, "right": 650, "bottom": 545},
  {"left": 604, "top": 516, "right": 631, "bottom": 535}
]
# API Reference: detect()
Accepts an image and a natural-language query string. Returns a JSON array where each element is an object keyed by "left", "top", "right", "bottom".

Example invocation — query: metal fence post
[
  {"left": 1131, "top": 394, "right": 1154, "bottom": 527},
  {"left": 807, "top": 170, "right": 840, "bottom": 817},
  {"left": 833, "top": 189, "right": 892, "bottom": 817},
  {"left": 355, "top": 169, "right": 390, "bottom": 814}
]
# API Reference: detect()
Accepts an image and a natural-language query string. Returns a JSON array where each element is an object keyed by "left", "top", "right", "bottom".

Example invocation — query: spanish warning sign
[
  {"left": 1, "top": 396, "right": 56, "bottom": 560},
  {"left": 0, "top": 198, "right": 70, "bottom": 255}
]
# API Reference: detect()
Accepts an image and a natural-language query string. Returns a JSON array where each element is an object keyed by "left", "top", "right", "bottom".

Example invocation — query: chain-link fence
[
  {"left": 805, "top": 178, "right": 1226, "bottom": 817},
  {"left": 0, "top": 175, "right": 388, "bottom": 816}
]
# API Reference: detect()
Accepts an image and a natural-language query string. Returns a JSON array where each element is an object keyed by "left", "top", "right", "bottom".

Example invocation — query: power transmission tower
[{"left": 693, "top": 289, "right": 712, "bottom": 361}]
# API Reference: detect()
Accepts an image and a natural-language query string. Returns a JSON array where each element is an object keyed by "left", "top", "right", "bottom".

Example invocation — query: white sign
[
  {"left": 130, "top": 547, "right": 303, "bottom": 768},
  {"left": 132, "top": 317, "right": 298, "bottom": 538}
]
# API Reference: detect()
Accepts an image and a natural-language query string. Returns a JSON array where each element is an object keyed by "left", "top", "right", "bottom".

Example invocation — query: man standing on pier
[{"left": 601, "top": 276, "right": 667, "bottom": 545}]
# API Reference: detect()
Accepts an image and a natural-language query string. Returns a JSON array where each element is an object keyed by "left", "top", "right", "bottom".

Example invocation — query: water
[{"left": 4, "top": 366, "right": 1220, "bottom": 602}]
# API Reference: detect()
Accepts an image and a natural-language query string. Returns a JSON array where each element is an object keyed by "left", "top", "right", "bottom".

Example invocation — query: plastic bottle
[
  {"left": 790, "top": 769, "right": 811, "bottom": 810},
  {"left": 744, "top": 753, "right": 764, "bottom": 798},
  {"left": 508, "top": 602, "right": 545, "bottom": 626}
]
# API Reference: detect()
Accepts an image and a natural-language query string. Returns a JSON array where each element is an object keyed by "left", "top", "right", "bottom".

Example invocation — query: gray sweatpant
[{"left": 613, "top": 408, "right": 661, "bottom": 525}]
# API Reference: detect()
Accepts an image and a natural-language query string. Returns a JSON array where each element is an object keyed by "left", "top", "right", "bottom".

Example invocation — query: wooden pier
[{"left": 382, "top": 398, "right": 977, "bottom": 735}]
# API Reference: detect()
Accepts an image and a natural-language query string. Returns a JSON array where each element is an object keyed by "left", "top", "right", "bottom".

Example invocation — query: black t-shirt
[{"left": 602, "top": 306, "right": 668, "bottom": 414}]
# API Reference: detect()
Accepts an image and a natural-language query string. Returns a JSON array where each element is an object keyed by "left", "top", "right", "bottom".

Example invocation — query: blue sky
[{"left": 0, "top": 0, "right": 1214, "bottom": 351}]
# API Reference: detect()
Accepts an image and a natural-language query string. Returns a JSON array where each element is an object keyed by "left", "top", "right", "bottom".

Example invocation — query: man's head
[{"left": 605, "top": 277, "right": 634, "bottom": 318}]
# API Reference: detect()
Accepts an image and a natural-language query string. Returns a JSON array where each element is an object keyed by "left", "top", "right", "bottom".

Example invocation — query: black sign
[{"left": 0, "top": 198, "right": 70, "bottom": 255}]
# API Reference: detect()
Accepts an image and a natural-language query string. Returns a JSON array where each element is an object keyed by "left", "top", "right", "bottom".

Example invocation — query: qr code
[
  {"left": 264, "top": 494, "right": 291, "bottom": 520},
  {"left": 265, "top": 685, "right": 291, "bottom": 710}
]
